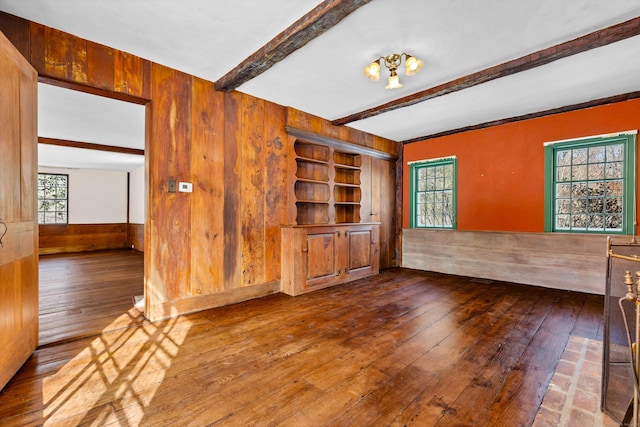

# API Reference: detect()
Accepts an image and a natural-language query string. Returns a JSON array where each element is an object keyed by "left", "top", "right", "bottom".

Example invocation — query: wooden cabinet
[
  {"left": 282, "top": 127, "right": 395, "bottom": 296},
  {"left": 281, "top": 224, "right": 380, "bottom": 296}
]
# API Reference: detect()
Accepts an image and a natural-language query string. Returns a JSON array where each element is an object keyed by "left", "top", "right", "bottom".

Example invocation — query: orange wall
[{"left": 403, "top": 99, "right": 640, "bottom": 231}]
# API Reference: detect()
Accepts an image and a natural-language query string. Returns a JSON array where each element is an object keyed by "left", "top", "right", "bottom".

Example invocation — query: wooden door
[{"left": 0, "top": 30, "right": 38, "bottom": 390}]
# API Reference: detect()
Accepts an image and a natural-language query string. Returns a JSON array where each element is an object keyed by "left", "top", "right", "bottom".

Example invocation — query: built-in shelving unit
[{"left": 292, "top": 140, "right": 362, "bottom": 225}]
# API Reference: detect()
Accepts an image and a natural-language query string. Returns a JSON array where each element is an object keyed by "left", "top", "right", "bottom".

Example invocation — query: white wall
[
  {"left": 129, "top": 165, "right": 145, "bottom": 224},
  {"left": 39, "top": 166, "right": 128, "bottom": 224}
]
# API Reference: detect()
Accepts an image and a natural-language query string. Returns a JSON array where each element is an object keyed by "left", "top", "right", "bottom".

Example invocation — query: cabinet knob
[{"left": 371, "top": 240, "right": 376, "bottom": 244}]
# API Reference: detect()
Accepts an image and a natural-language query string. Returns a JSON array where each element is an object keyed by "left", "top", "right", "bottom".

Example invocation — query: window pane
[
  {"left": 557, "top": 199, "right": 571, "bottom": 214},
  {"left": 557, "top": 166, "right": 571, "bottom": 182},
  {"left": 557, "top": 150, "right": 571, "bottom": 166},
  {"left": 606, "top": 181, "right": 623, "bottom": 197},
  {"left": 606, "top": 214, "right": 623, "bottom": 230},
  {"left": 588, "top": 214, "right": 603, "bottom": 230},
  {"left": 588, "top": 146, "right": 605, "bottom": 163},
  {"left": 606, "top": 144, "right": 624, "bottom": 162},
  {"left": 556, "top": 183, "right": 571, "bottom": 198},
  {"left": 556, "top": 214, "right": 571, "bottom": 229},
  {"left": 588, "top": 164, "right": 604, "bottom": 180},
  {"left": 572, "top": 148, "right": 588, "bottom": 165},
  {"left": 606, "top": 162, "right": 623, "bottom": 179},
  {"left": 572, "top": 214, "right": 587, "bottom": 228},
  {"left": 606, "top": 198, "right": 623, "bottom": 214},
  {"left": 571, "top": 182, "right": 587, "bottom": 197},
  {"left": 588, "top": 198, "right": 604, "bottom": 214},
  {"left": 571, "top": 165, "right": 587, "bottom": 181}
]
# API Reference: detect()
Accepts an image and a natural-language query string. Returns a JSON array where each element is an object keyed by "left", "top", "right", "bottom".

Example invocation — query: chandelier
[{"left": 363, "top": 53, "right": 423, "bottom": 89}]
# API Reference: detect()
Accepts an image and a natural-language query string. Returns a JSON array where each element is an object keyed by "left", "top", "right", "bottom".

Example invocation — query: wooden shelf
[
  {"left": 334, "top": 151, "right": 362, "bottom": 168},
  {"left": 291, "top": 140, "right": 363, "bottom": 226},
  {"left": 294, "top": 181, "right": 329, "bottom": 202},
  {"left": 296, "top": 160, "right": 329, "bottom": 182},
  {"left": 294, "top": 141, "right": 329, "bottom": 162}
]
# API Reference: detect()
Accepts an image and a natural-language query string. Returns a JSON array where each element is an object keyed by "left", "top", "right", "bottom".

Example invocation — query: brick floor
[{"left": 532, "top": 336, "right": 620, "bottom": 427}]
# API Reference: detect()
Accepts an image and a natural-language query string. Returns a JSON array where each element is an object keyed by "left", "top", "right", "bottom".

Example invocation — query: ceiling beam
[
  {"left": 38, "top": 137, "right": 144, "bottom": 156},
  {"left": 402, "top": 90, "right": 640, "bottom": 144},
  {"left": 214, "top": 0, "right": 373, "bottom": 92},
  {"left": 332, "top": 16, "right": 640, "bottom": 126}
]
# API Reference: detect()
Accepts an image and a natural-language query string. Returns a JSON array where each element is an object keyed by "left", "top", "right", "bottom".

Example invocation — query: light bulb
[
  {"left": 363, "top": 60, "right": 381, "bottom": 81},
  {"left": 405, "top": 56, "right": 423, "bottom": 76},
  {"left": 385, "top": 71, "right": 402, "bottom": 89}
]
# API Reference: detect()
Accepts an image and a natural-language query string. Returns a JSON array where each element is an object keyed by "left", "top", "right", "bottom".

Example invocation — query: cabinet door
[
  {"left": 345, "top": 225, "right": 379, "bottom": 282},
  {"left": 346, "top": 229, "right": 372, "bottom": 273},
  {"left": 306, "top": 232, "right": 339, "bottom": 286}
]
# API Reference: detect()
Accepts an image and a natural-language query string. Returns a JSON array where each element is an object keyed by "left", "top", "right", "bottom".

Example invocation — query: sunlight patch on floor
[{"left": 42, "top": 314, "right": 193, "bottom": 425}]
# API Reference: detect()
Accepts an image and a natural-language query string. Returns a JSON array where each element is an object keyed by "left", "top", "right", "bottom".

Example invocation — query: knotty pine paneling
[
  {"left": 147, "top": 63, "right": 192, "bottom": 305},
  {"left": 223, "top": 92, "right": 242, "bottom": 291},
  {"left": 0, "top": 12, "right": 399, "bottom": 321},
  {"left": 24, "top": 16, "right": 151, "bottom": 101},
  {"left": 39, "top": 223, "right": 129, "bottom": 254},
  {"left": 402, "top": 228, "right": 612, "bottom": 294},
  {"left": 263, "top": 102, "right": 288, "bottom": 283},
  {"left": 190, "top": 76, "right": 225, "bottom": 294},
  {"left": 241, "top": 93, "right": 266, "bottom": 287},
  {"left": 86, "top": 40, "right": 115, "bottom": 91}
]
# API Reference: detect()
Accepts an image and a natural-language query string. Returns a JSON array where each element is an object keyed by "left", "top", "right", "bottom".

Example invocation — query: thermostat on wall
[{"left": 178, "top": 182, "right": 193, "bottom": 193}]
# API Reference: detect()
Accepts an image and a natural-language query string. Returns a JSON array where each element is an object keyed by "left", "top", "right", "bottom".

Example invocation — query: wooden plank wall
[
  {"left": 0, "top": 13, "right": 400, "bottom": 321},
  {"left": 39, "top": 223, "right": 129, "bottom": 254},
  {"left": 402, "top": 228, "right": 618, "bottom": 294},
  {"left": 129, "top": 223, "right": 144, "bottom": 252}
]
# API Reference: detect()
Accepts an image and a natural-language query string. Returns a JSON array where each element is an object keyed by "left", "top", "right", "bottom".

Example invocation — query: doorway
[{"left": 37, "top": 83, "right": 147, "bottom": 345}]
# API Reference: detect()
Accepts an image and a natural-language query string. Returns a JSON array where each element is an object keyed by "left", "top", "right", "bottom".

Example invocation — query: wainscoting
[
  {"left": 39, "top": 223, "right": 144, "bottom": 254},
  {"left": 401, "top": 228, "right": 630, "bottom": 294},
  {"left": 129, "top": 222, "right": 144, "bottom": 252}
]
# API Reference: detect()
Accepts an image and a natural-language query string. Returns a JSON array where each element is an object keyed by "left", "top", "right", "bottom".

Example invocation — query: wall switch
[
  {"left": 179, "top": 182, "right": 193, "bottom": 193},
  {"left": 168, "top": 179, "right": 177, "bottom": 193}
]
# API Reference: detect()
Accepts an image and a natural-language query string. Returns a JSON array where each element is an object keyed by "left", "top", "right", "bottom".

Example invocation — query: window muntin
[
  {"left": 544, "top": 133, "right": 636, "bottom": 234},
  {"left": 410, "top": 158, "right": 457, "bottom": 229},
  {"left": 38, "top": 173, "right": 68, "bottom": 224}
]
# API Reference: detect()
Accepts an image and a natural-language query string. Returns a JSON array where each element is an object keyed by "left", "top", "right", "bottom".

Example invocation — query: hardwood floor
[
  {"left": 1, "top": 267, "right": 603, "bottom": 426},
  {"left": 39, "top": 249, "right": 145, "bottom": 346}
]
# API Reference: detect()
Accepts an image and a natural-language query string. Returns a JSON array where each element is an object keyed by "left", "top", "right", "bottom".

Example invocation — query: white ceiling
[{"left": 1, "top": 0, "right": 640, "bottom": 171}]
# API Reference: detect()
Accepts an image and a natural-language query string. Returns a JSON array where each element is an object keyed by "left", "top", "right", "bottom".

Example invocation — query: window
[
  {"left": 544, "top": 132, "right": 637, "bottom": 234},
  {"left": 38, "top": 173, "right": 68, "bottom": 224},
  {"left": 410, "top": 157, "right": 457, "bottom": 229}
]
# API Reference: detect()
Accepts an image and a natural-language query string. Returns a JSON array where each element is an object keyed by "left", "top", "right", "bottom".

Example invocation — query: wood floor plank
[
  {"left": 0, "top": 261, "right": 604, "bottom": 426},
  {"left": 38, "top": 249, "right": 145, "bottom": 345}
]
